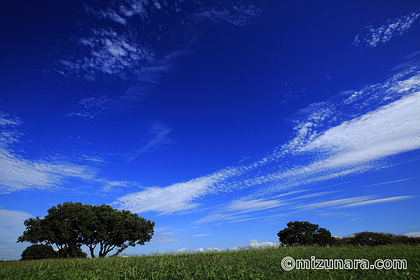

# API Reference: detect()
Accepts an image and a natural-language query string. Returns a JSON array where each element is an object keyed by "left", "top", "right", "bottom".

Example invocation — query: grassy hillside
[{"left": 1, "top": 245, "right": 419, "bottom": 279}]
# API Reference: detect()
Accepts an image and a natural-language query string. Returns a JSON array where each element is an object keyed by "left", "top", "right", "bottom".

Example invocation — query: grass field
[{"left": 1, "top": 245, "right": 419, "bottom": 279}]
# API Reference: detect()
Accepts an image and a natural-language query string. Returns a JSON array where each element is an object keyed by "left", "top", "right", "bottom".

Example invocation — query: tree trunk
[{"left": 89, "top": 245, "right": 96, "bottom": 258}]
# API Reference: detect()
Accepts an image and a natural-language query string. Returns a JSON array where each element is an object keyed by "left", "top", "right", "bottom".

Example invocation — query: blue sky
[{"left": 1, "top": 0, "right": 420, "bottom": 260}]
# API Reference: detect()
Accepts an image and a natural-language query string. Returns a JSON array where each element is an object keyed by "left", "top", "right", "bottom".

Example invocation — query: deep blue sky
[{"left": 1, "top": 0, "right": 420, "bottom": 260}]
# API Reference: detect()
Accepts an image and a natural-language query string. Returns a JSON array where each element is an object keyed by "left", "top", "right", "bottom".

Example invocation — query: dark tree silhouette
[
  {"left": 20, "top": 244, "right": 57, "bottom": 260},
  {"left": 277, "top": 221, "right": 335, "bottom": 246}
]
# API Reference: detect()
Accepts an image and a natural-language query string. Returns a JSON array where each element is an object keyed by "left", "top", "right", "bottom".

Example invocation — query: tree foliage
[
  {"left": 17, "top": 202, "right": 155, "bottom": 258},
  {"left": 347, "top": 231, "right": 395, "bottom": 247},
  {"left": 337, "top": 231, "right": 420, "bottom": 247},
  {"left": 277, "top": 221, "right": 335, "bottom": 246},
  {"left": 20, "top": 244, "right": 57, "bottom": 260},
  {"left": 20, "top": 244, "right": 87, "bottom": 260}
]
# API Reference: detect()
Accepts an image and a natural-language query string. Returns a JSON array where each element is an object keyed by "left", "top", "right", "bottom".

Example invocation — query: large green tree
[
  {"left": 277, "top": 221, "right": 335, "bottom": 246},
  {"left": 17, "top": 202, "right": 155, "bottom": 258}
]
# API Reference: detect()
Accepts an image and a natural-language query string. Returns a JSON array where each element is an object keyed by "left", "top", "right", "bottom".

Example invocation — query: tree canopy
[
  {"left": 20, "top": 244, "right": 57, "bottom": 260},
  {"left": 17, "top": 202, "right": 155, "bottom": 258},
  {"left": 20, "top": 244, "right": 87, "bottom": 260},
  {"left": 277, "top": 221, "right": 335, "bottom": 246}
]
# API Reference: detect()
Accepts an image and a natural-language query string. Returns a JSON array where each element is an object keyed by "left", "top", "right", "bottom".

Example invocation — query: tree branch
[{"left": 110, "top": 243, "right": 129, "bottom": 257}]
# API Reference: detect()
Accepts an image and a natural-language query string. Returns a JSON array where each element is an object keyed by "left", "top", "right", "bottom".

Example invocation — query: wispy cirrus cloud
[
  {"left": 0, "top": 147, "right": 96, "bottom": 194},
  {"left": 194, "top": 193, "right": 414, "bottom": 225},
  {"left": 130, "top": 122, "right": 173, "bottom": 158},
  {"left": 226, "top": 198, "right": 286, "bottom": 214},
  {"left": 353, "top": 11, "right": 420, "bottom": 47},
  {"left": 59, "top": 28, "right": 155, "bottom": 81},
  {"left": 295, "top": 195, "right": 413, "bottom": 210},
  {"left": 1, "top": 113, "right": 72, "bottom": 193},
  {"left": 0, "top": 112, "right": 21, "bottom": 148},
  {"left": 0, "top": 112, "right": 137, "bottom": 194},
  {"left": 84, "top": 5, "right": 129, "bottom": 25},
  {"left": 67, "top": 96, "right": 111, "bottom": 119},
  {"left": 67, "top": 85, "right": 150, "bottom": 119},
  {"left": 368, "top": 178, "right": 413, "bottom": 187},
  {"left": 195, "top": 4, "right": 262, "bottom": 26},
  {"left": 57, "top": 1, "right": 264, "bottom": 81},
  {"left": 0, "top": 112, "right": 21, "bottom": 127},
  {"left": 149, "top": 229, "right": 209, "bottom": 245},
  {"left": 115, "top": 166, "right": 242, "bottom": 214},
  {"left": 115, "top": 64, "right": 420, "bottom": 216},
  {"left": 296, "top": 89, "right": 420, "bottom": 166}
]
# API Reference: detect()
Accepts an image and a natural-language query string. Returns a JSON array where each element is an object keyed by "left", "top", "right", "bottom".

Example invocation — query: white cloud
[
  {"left": 393, "top": 75, "right": 420, "bottom": 93},
  {"left": 194, "top": 247, "right": 206, "bottom": 253},
  {"left": 291, "top": 191, "right": 337, "bottom": 200},
  {"left": 405, "top": 231, "right": 420, "bottom": 237},
  {"left": 67, "top": 86, "right": 151, "bottom": 119},
  {"left": 300, "top": 90, "right": 420, "bottom": 164},
  {"left": 339, "top": 196, "right": 413, "bottom": 208},
  {"left": 172, "top": 248, "right": 188, "bottom": 254},
  {"left": 0, "top": 113, "right": 22, "bottom": 148},
  {"left": 204, "top": 247, "right": 224, "bottom": 252},
  {"left": 131, "top": 122, "right": 173, "bottom": 157},
  {"left": 193, "top": 191, "right": 328, "bottom": 225},
  {"left": 368, "top": 178, "right": 412, "bottom": 187},
  {"left": 99, "top": 180, "right": 140, "bottom": 193},
  {"left": 152, "top": 0, "right": 162, "bottom": 10},
  {"left": 0, "top": 148, "right": 95, "bottom": 194},
  {"left": 149, "top": 227, "right": 210, "bottom": 244},
  {"left": 192, "top": 213, "right": 246, "bottom": 225},
  {"left": 192, "top": 233, "right": 209, "bottom": 238},
  {"left": 58, "top": 1, "right": 263, "bottom": 81},
  {"left": 116, "top": 66, "right": 420, "bottom": 216},
  {"left": 196, "top": 4, "right": 262, "bottom": 26},
  {"left": 194, "top": 192, "right": 412, "bottom": 225},
  {"left": 118, "top": 0, "right": 148, "bottom": 18},
  {"left": 0, "top": 113, "right": 74, "bottom": 193},
  {"left": 226, "top": 198, "right": 285, "bottom": 213},
  {"left": 296, "top": 195, "right": 413, "bottom": 210},
  {"left": 0, "top": 112, "right": 21, "bottom": 127},
  {"left": 354, "top": 12, "right": 420, "bottom": 47},
  {"left": 101, "top": 9, "right": 127, "bottom": 25},
  {"left": 115, "top": 167, "right": 241, "bottom": 214},
  {"left": 67, "top": 96, "right": 111, "bottom": 118},
  {"left": 0, "top": 113, "right": 134, "bottom": 194},
  {"left": 0, "top": 148, "right": 139, "bottom": 194},
  {"left": 0, "top": 209, "right": 33, "bottom": 260},
  {"left": 59, "top": 29, "right": 154, "bottom": 81},
  {"left": 247, "top": 240, "right": 280, "bottom": 249},
  {"left": 193, "top": 240, "right": 279, "bottom": 254},
  {"left": 0, "top": 209, "right": 32, "bottom": 232},
  {"left": 149, "top": 231, "right": 181, "bottom": 244},
  {"left": 241, "top": 71, "right": 420, "bottom": 195}
]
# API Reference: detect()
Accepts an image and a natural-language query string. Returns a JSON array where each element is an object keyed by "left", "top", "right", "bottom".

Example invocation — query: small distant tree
[
  {"left": 394, "top": 234, "right": 420, "bottom": 245},
  {"left": 18, "top": 202, "right": 155, "bottom": 258},
  {"left": 348, "top": 232, "right": 396, "bottom": 247},
  {"left": 21, "top": 244, "right": 57, "bottom": 260},
  {"left": 58, "top": 247, "right": 88, "bottom": 258},
  {"left": 277, "top": 221, "right": 335, "bottom": 246},
  {"left": 20, "top": 244, "right": 88, "bottom": 260}
]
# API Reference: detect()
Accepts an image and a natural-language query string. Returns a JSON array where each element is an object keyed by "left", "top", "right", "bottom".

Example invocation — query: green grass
[{"left": 1, "top": 245, "right": 419, "bottom": 279}]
